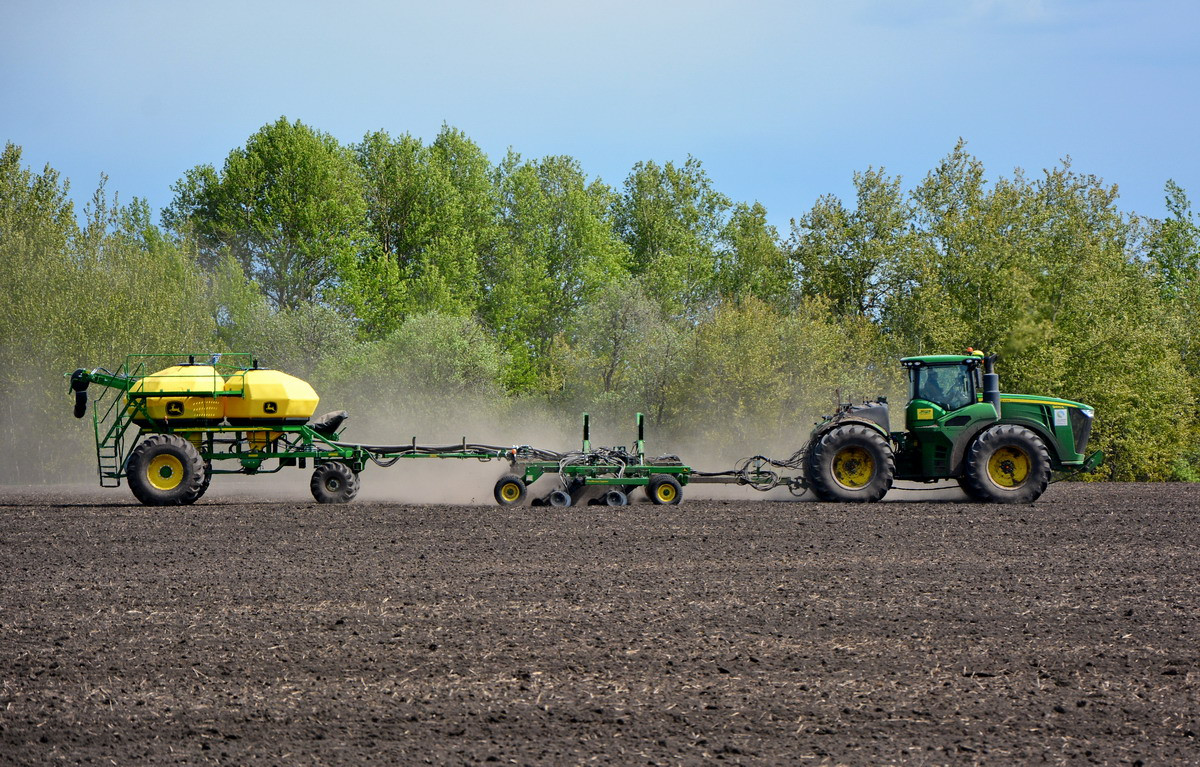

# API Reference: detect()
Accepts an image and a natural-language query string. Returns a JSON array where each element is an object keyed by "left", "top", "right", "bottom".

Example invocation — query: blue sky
[{"left": 3, "top": 0, "right": 1197, "bottom": 232}]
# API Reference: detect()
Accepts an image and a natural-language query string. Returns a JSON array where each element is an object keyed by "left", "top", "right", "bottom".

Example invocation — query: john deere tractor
[{"left": 803, "top": 351, "right": 1102, "bottom": 503}]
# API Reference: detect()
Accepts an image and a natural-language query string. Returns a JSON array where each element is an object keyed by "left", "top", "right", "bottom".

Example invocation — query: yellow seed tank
[
  {"left": 223, "top": 368, "right": 320, "bottom": 425},
  {"left": 128, "top": 365, "right": 225, "bottom": 425}
]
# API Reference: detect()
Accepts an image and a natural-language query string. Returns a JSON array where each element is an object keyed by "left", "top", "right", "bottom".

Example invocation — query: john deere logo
[
  {"left": 263, "top": 402, "right": 278, "bottom": 414},
  {"left": 165, "top": 401, "right": 185, "bottom": 416}
]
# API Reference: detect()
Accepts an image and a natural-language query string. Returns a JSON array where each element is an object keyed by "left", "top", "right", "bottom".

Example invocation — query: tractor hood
[
  {"left": 999, "top": 393, "right": 1092, "bottom": 411},
  {"left": 1000, "top": 393, "right": 1096, "bottom": 458}
]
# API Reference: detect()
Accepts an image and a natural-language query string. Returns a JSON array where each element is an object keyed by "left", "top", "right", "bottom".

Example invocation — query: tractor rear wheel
[
  {"left": 806, "top": 424, "right": 894, "bottom": 502},
  {"left": 310, "top": 462, "right": 359, "bottom": 504},
  {"left": 962, "top": 425, "right": 1050, "bottom": 503},
  {"left": 127, "top": 434, "right": 207, "bottom": 506}
]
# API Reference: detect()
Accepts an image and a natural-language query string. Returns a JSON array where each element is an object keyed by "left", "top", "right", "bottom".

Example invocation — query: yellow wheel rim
[
  {"left": 832, "top": 446, "right": 875, "bottom": 489},
  {"left": 147, "top": 454, "right": 184, "bottom": 491},
  {"left": 988, "top": 446, "right": 1030, "bottom": 488},
  {"left": 655, "top": 482, "right": 678, "bottom": 503},
  {"left": 499, "top": 482, "right": 522, "bottom": 503}
]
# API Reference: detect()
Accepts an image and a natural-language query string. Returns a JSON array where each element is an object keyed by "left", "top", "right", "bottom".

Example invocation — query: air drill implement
[{"left": 67, "top": 353, "right": 698, "bottom": 506}]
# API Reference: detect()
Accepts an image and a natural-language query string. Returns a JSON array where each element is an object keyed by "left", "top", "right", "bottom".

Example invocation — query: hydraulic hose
[{"left": 328, "top": 440, "right": 564, "bottom": 462}]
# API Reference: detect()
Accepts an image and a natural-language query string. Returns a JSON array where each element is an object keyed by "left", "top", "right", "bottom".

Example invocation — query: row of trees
[{"left": 2, "top": 119, "right": 1198, "bottom": 483}]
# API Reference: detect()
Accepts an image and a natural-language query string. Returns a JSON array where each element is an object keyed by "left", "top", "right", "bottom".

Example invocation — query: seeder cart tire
[
  {"left": 310, "top": 462, "right": 360, "bottom": 504},
  {"left": 494, "top": 474, "right": 528, "bottom": 507},
  {"left": 181, "top": 460, "right": 213, "bottom": 505},
  {"left": 127, "top": 434, "right": 207, "bottom": 506},
  {"left": 604, "top": 489, "right": 629, "bottom": 507}
]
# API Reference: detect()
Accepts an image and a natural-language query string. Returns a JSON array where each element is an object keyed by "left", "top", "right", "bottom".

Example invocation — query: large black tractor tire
[
  {"left": 181, "top": 460, "right": 213, "bottom": 505},
  {"left": 962, "top": 424, "right": 1051, "bottom": 504},
  {"left": 956, "top": 477, "right": 988, "bottom": 502},
  {"left": 127, "top": 434, "right": 207, "bottom": 507},
  {"left": 806, "top": 424, "right": 895, "bottom": 503},
  {"left": 646, "top": 474, "right": 683, "bottom": 505},
  {"left": 310, "top": 462, "right": 360, "bottom": 504}
]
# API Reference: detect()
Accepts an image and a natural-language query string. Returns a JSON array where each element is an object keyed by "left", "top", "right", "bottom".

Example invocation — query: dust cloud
[{"left": 4, "top": 354, "right": 922, "bottom": 506}]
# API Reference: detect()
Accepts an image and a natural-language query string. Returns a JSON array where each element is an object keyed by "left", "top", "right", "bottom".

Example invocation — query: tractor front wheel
[
  {"left": 310, "top": 462, "right": 360, "bottom": 504},
  {"left": 806, "top": 424, "right": 895, "bottom": 502},
  {"left": 962, "top": 425, "right": 1050, "bottom": 503},
  {"left": 127, "top": 434, "right": 207, "bottom": 506},
  {"left": 956, "top": 477, "right": 987, "bottom": 502}
]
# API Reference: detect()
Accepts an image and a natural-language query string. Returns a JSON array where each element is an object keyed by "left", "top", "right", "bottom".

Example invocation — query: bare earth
[{"left": 1, "top": 483, "right": 1197, "bottom": 765}]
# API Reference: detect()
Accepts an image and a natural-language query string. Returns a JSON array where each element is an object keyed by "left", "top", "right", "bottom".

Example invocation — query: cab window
[{"left": 912, "top": 365, "right": 973, "bottom": 412}]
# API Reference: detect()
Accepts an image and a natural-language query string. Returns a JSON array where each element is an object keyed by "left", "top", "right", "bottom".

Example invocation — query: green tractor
[{"left": 803, "top": 351, "right": 1103, "bottom": 503}]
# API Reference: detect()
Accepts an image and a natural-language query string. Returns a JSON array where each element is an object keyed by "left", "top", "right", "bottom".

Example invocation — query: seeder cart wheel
[
  {"left": 310, "top": 462, "right": 360, "bottom": 504},
  {"left": 127, "top": 434, "right": 207, "bottom": 507},
  {"left": 181, "top": 460, "right": 213, "bottom": 505},
  {"left": 494, "top": 474, "right": 527, "bottom": 507},
  {"left": 647, "top": 474, "right": 682, "bottom": 505},
  {"left": 547, "top": 489, "right": 573, "bottom": 507}
]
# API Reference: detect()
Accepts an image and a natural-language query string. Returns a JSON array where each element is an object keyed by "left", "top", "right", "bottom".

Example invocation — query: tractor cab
[{"left": 901, "top": 353, "right": 997, "bottom": 431}]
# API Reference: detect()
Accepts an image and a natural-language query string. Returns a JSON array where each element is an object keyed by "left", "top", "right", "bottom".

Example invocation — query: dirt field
[{"left": 1, "top": 482, "right": 1197, "bottom": 765}]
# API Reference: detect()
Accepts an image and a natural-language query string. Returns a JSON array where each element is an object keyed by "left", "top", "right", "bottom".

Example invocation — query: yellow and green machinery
[
  {"left": 68, "top": 350, "right": 1101, "bottom": 506},
  {"left": 68, "top": 354, "right": 693, "bottom": 507}
]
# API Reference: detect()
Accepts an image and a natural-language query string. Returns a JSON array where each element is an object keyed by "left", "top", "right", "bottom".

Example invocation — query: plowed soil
[{"left": 1, "top": 483, "right": 1197, "bottom": 765}]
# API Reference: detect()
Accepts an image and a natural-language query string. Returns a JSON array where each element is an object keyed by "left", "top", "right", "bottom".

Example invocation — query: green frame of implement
[
  {"left": 71, "top": 354, "right": 697, "bottom": 503},
  {"left": 509, "top": 413, "right": 692, "bottom": 489}
]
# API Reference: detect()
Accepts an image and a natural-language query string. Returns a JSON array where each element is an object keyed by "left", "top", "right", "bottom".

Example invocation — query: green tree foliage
[
  {"left": 789, "top": 167, "right": 913, "bottom": 319},
  {"left": 674, "top": 298, "right": 899, "bottom": 446},
  {"left": 1145, "top": 181, "right": 1200, "bottom": 475},
  {"left": 715, "top": 202, "right": 790, "bottom": 307},
  {"left": 164, "top": 117, "right": 366, "bottom": 309},
  {"left": 0, "top": 144, "right": 211, "bottom": 482},
  {"left": 318, "top": 313, "right": 508, "bottom": 435},
  {"left": 554, "top": 278, "right": 685, "bottom": 421},
  {"left": 888, "top": 143, "right": 1190, "bottom": 478},
  {"left": 616, "top": 157, "right": 731, "bottom": 317},
  {"left": 1148, "top": 180, "right": 1200, "bottom": 302},
  {"left": 487, "top": 153, "right": 631, "bottom": 391},
  {"left": 345, "top": 126, "right": 496, "bottom": 334}
]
